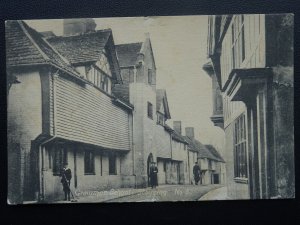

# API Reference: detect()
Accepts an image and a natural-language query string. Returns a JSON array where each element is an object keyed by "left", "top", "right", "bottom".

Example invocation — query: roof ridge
[
  {"left": 185, "top": 136, "right": 220, "bottom": 160},
  {"left": 18, "top": 20, "right": 49, "bottom": 62},
  {"left": 48, "top": 29, "right": 112, "bottom": 40}
]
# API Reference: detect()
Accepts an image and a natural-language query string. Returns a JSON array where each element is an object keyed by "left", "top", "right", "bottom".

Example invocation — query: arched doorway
[{"left": 147, "top": 153, "right": 154, "bottom": 187}]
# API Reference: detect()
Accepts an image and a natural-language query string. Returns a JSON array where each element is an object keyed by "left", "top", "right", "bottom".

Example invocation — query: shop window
[
  {"left": 109, "top": 153, "right": 117, "bottom": 175},
  {"left": 234, "top": 114, "right": 248, "bottom": 178},
  {"left": 53, "top": 146, "right": 68, "bottom": 175},
  {"left": 84, "top": 150, "right": 95, "bottom": 175}
]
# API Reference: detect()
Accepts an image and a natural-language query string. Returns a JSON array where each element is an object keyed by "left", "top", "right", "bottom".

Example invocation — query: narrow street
[
  {"left": 52, "top": 184, "right": 223, "bottom": 203},
  {"left": 105, "top": 184, "right": 223, "bottom": 202}
]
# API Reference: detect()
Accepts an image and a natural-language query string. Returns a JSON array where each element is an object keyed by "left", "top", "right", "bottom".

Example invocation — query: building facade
[
  {"left": 7, "top": 19, "right": 200, "bottom": 203},
  {"left": 114, "top": 40, "right": 197, "bottom": 187},
  {"left": 203, "top": 14, "right": 294, "bottom": 199},
  {"left": 7, "top": 20, "right": 135, "bottom": 203}
]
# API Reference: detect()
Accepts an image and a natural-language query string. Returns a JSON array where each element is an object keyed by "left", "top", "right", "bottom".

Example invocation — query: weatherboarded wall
[{"left": 52, "top": 74, "right": 131, "bottom": 151}]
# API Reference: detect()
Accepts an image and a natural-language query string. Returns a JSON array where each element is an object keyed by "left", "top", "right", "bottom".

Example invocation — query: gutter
[
  {"left": 170, "top": 133, "right": 173, "bottom": 160},
  {"left": 113, "top": 98, "right": 134, "bottom": 111}
]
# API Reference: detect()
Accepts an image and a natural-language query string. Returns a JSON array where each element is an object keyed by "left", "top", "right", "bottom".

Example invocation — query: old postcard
[{"left": 6, "top": 14, "right": 294, "bottom": 204}]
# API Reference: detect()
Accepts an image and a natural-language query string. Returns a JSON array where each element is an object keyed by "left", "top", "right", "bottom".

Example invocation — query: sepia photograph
[{"left": 6, "top": 14, "right": 294, "bottom": 204}]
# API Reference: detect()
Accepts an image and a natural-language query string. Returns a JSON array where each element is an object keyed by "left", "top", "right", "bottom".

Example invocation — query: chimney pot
[
  {"left": 63, "top": 18, "right": 96, "bottom": 36},
  {"left": 185, "top": 127, "right": 195, "bottom": 139},
  {"left": 173, "top": 121, "right": 182, "bottom": 135}
]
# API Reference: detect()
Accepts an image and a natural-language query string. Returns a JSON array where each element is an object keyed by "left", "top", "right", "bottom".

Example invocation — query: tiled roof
[
  {"left": 115, "top": 42, "right": 143, "bottom": 67},
  {"left": 112, "top": 83, "right": 130, "bottom": 103},
  {"left": 172, "top": 130, "right": 188, "bottom": 144},
  {"left": 205, "top": 145, "right": 225, "bottom": 162},
  {"left": 184, "top": 136, "right": 220, "bottom": 161},
  {"left": 164, "top": 124, "right": 173, "bottom": 133},
  {"left": 6, "top": 20, "right": 80, "bottom": 77},
  {"left": 164, "top": 124, "right": 187, "bottom": 144},
  {"left": 47, "top": 30, "right": 111, "bottom": 65},
  {"left": 156, "top": 89, "right": 171, "bottom": 119}
]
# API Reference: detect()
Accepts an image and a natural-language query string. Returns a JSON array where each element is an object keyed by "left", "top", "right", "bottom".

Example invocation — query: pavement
[
  {"left": 198, "top": 186, "right": 229, "bottom": 201},
  {"left": 52, "top": 184, "right": 224, "bottom": 203}
]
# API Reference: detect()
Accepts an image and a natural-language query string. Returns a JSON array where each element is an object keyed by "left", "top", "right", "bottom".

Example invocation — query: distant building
[
  {"left": 183, "top": 127, "right": 225, "bottom": 185},
  {"left": 203, "top": 14, "right": 294, "bottom": 199},
  {"left": 115, "top": 41, "right": 196, "bottom": 186}
]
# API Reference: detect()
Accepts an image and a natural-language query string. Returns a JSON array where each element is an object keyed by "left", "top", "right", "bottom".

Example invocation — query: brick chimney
[
  {"left": 173, "top": 121, "right": 182, "bottom": 135},
  {"left": 185, "top": 127, "right": 195, "bottom": 139},
  {"left": 63, "top": 18, "right": 96, "bottom": 36}
]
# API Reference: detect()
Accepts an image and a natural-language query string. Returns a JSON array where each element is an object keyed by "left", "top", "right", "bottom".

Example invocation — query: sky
[{"left": 26, "top": 16, "right": 225, "bottom": 154}]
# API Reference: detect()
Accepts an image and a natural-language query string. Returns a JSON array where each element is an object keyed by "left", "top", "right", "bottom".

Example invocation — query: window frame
[
  {"left": 147, "top": 102, "right": 153, "bottom": 119},
  {"left": 157, "top": 112, "right": 164, "bottom": 126},
  {"left": 108, "top": 152, "right": 117, "bottom": 175},
  {"left": 231, "top": 15, "right": 246, "bottom": 69},
  {"left": 148, "top": 68, "right": 152, "bottom": 85},
  {"left": 84, "top": 150, "right": 95, "bottom": 175},
  {"left": 233, "top": 113, "right": 248, "bottom": 180},
  {"left": 52, "top": 146, "right": 68, "bottom": 176},
  {"left": 88, "top": 65, "right": 112, "bottom": 94}
]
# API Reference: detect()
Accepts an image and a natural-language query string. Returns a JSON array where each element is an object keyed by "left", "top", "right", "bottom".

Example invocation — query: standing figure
[
  {"left": 193, "top": 162, "right": 201, "bottom": 185},
  {"left": 61, "top": 163, "right": 72, "bottom": 201},
  {"left": 149, "top": 162, "right": 158, "bottom": 188}
]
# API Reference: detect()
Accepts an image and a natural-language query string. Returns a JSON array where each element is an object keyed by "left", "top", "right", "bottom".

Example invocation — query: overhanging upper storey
[
  {"left": 223, "top": 68, "right": 272, "bottom": 103},
  {"left": 207, "top": 15, "right": 232, "bottom": 87},
  {"left": 202, "top": 60, "right": 224, "bottom": 129}
]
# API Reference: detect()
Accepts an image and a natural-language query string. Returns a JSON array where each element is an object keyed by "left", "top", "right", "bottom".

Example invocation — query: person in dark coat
[
  {"left": 193, "top": 162, "right": 201, "bottom": 185},
  {"left": 61, "top": 163, "right": 72, "bottom": 201},
  {"left": 149, "top": 162, "right": 158, "bottom": 188}
]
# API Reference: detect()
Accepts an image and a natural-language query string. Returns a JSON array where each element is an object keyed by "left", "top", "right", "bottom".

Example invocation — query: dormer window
[
  {"left": 87, "top": 65, "right": 111, "bottom": 94},
  {"left": 96, "top": 53, "right": 112, "bottom": 76}
]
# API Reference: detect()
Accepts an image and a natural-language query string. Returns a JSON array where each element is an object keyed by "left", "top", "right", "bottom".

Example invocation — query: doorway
[{"left": 147, "top": 153, "right": 153, "bottom": 187}]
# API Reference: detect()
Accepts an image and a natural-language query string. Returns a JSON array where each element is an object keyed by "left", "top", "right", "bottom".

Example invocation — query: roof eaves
[{"left": 48, "top": 62, "right": 87, "bottom": 84}]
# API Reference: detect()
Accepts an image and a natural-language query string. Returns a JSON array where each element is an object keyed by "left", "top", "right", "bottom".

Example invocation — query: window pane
[
  {"left": 244, "top": 142, "right": 248, "bottom": 178},
  {"left": 109, "top": 153, "right": 116, "bottom": 175},
  {"left": 234, "top": 114, "right": 248, "bottom": 178},
  {"left": 148, "top": 102, "right": 153, "bottom": 119},
  {"left": 84, "top": 150, "right": 94, "bottom": 174},
  {"left": 242, "top": 26, "right": 245, "bottom": 61},
  {"left": 148, "top": 69, "right": 152, "bottom": 85}
]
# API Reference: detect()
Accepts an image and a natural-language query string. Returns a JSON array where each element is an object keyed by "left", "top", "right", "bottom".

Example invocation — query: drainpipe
[
  {"left": 39, "top": 70, "right": 59, "bottom": 202},
  {"left": 38, "top": 136, "right": 56, "bottom": 202},
  {"left": 187, "top": 149, "right": 190, "bottom": 184},
  {"left": 169, "top": 132, "right": 173, "bottom": 184},
  {"left": 131, "top": 111, "right": 136, "bottom": 188},
  {"left": 170, "top": 133, "right": 173, "bottom": 159}
]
